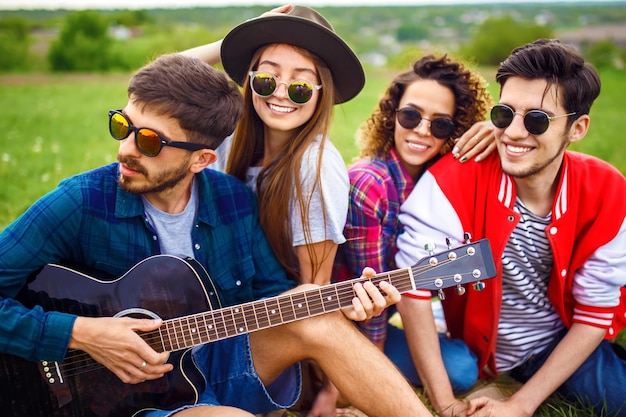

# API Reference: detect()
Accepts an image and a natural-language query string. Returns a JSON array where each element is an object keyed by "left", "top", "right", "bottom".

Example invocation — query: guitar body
[{"left": 0, "top": 255, "right": 221, "bottom": 417}]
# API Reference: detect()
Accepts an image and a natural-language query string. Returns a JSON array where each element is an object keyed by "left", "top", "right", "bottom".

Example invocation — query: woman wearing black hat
[{"left": 181, "top": 5, "right": 404, "bottom": 417}]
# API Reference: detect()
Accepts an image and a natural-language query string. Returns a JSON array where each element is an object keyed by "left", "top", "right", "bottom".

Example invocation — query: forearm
[
  {"left": 179, "top": 39, "right": 222, "bottom": 66},
  {"left": 0, "top": 298, "right": 74, "bottom": 361},
  {"left": 397, "top": 296, "right": 458, "bottom": 411},
  {"left": 296, "top": 240, "right": 337, "bottom": 286}
]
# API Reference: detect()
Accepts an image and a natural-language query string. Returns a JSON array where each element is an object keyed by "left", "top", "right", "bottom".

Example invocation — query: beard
[
  {"left": 501, "top": 133, "right": 569, "bottom": 180},
  {"left": 117, "top": 154, "right": 191, "bottom": 194}
]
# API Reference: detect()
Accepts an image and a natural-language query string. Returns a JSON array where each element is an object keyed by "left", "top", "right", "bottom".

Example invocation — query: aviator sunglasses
[
  {"left": 396, "top": 107, "right": 456, "bottom": 140},
  {"left": 249, "top": 71, "right": 322, "bottom": 105},
  {"left": 108, "top": 110, "right": 208, "bottom": 157},
  {"left": 490, "top": 104, "right": 576, "bottom": 136}
]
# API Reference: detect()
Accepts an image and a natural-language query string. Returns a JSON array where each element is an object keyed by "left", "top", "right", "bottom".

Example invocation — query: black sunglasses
[
  {"left": 490, "top": 104, "right": 576, "bottom": 136},
  {"left": 395, "top": 107, "right": 456, "bottom": 140},
  {"left": 249, "top": 71, "right": 322, "bottom": 105},
  {"left": 108, "top": 110, "right": 207, "bottom": 157}
]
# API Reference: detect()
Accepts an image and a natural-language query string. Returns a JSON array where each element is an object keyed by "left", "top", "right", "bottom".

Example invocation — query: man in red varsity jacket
[{"left": 395, "top": 39, "right": 626, "bottom": 417}]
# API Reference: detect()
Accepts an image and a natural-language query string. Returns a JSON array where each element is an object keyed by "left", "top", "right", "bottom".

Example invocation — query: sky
[{"left": 1, "top": 0, "right": 620, "bottom": 11}]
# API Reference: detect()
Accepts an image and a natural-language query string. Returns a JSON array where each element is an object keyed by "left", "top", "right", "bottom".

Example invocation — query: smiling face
[
  {"left": 495, "top": 76, "right": 580, "bottom": 183},
  {"left": 393, "top": 79, "right": 454, "bottom": 180},
  {"left": 251, "top": 44, "right": 321, "bottom": 140}
]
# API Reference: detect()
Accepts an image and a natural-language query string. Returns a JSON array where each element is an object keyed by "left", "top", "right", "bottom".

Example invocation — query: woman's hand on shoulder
[{"left": 452, "top": 121, "right": 496, "bottom": 163}]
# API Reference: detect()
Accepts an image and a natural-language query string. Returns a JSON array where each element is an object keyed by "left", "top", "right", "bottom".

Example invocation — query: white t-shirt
[{"left": 212, "top": 134, "right": 348, "bottom": 246}]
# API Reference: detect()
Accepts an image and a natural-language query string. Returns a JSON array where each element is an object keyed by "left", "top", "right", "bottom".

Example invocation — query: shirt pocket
[{"left": 206, "top": 254, "right": 255, "bottom": 305}]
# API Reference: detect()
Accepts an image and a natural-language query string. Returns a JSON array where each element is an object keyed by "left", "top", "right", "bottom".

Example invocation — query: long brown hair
[
  {"left": 357, "top": 54, "right": 492, "bottom": 160},
  {"left": 225, "top": 44, "right": 336, "bottom": 281}
]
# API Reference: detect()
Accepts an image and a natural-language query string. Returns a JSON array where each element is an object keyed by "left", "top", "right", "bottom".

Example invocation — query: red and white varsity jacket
[{"left": 396, "top": 151, "right": 626, "bottom": 377}]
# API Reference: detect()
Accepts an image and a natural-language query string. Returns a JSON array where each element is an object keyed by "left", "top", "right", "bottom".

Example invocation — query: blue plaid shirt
[{"left": 0, "top": 163, "right": 294, "bottom": 363}]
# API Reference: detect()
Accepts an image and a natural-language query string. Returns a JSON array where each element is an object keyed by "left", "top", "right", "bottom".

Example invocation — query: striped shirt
[{"left": 496, "top": 198, "right": 565, "bottom": 371}]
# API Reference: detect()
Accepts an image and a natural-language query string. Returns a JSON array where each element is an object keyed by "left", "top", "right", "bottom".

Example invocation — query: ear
[
  {"left": 190, "top": 149, "right": 218, "bottom": 173},
  {"left": 567, "top": 114, "right": 590, "bottom": 145}
]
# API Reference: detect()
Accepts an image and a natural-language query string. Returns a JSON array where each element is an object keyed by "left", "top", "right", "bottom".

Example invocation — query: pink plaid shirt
[{"left": 334, "top": 148, "right": 415, "bottom": 343}]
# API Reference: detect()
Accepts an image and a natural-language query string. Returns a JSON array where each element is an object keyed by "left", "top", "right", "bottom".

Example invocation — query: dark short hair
[
  {"left": 127, "top": 53, "right": 243, "bottom": 149},
  {"left": 496, "top": 39, "right": 600, "bottom": 118}
]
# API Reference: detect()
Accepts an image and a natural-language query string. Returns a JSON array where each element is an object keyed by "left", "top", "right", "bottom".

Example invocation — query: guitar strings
[
  {"left": 149, "top": 252, "right": 481, "bottom": 351},
  {"left": 53, "top": 251, "right": 480, "bottom": 376}
]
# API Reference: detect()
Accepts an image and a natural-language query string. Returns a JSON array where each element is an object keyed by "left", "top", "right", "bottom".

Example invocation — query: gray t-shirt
[
  {"left": 142, "top": 179, "right": 198, "bottom": 258},
  {"left": 212, "top": 134, "right": 348, "bottom": 246}
]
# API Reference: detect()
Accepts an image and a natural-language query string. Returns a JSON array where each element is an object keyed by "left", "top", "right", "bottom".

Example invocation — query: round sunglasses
[
  {"left": 248, "top": 71, "right": 322, "bottom": 105},
  {"left": 490, "top": 104, "right": 576, "bottom": 136},
  {"left": 108, "top": 110, "right": 208, "bottom": 157},
  {"left": 395, "top": 107, "right": 456, "bottom": 140}
]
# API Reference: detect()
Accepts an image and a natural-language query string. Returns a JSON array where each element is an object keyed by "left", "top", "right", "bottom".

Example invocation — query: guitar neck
[
  {"left": 141, "top": 238, "right": 494, "bottom": 354},
  {"left": 146, "top": 268, "right": 416, "bottom": 353}
]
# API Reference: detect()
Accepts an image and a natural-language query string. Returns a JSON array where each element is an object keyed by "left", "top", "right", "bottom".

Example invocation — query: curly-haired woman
[{"left": 336, "top": 54, "right": 494, "bottom": 393}]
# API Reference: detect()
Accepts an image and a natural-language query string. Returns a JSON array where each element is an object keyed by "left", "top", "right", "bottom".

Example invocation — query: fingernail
[
  {"left": 475, "top": 156, "right": 482, "bottom": 162},
  {"left": 460, "top": 156, "right": 467, "bottom": 163},
  {"left": 452, "top": 146, "right": 459, "bottom": 155}
]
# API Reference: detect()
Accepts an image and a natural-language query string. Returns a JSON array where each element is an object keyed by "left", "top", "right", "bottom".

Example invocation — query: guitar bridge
[{"left": 40, "top": 360, "right": 73, "bottom": 408}]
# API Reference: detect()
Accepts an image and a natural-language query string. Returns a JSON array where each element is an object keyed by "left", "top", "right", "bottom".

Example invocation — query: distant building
[{"left": 558, "top": 24, "right": 626, "bottom": 49}]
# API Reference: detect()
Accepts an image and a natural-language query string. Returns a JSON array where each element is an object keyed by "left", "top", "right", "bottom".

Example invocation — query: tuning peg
[
  {"left": 456, "top": 284, "right": 466, "bottom": 296},
  {"left": 472, "top": 281, "right": 486, "bottom": 291},
  {"left": 438, "top": 288, "right": 446, "bottom": 300},
  {"left": 463, "top": 232, "right": 472, "bottom": 244},
  {"left": 424, "top": 242, "right": 436, "bottom": 255}
]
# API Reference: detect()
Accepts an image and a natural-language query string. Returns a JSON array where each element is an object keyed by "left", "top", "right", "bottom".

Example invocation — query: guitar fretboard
[{"left": 149, "top": 268, "right": 417, "bottom": 352}]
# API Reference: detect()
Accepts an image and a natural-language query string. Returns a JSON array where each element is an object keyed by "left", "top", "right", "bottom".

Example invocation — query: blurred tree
[
  {"left": 110, "top": 10, "right": 153, "bottom": 27},
  {"left": 0, "top": 16, "right": 31, "bottom": 72},
  {"left": 47, "top": 10, "right": 113, "bottom": 72},
  {"left": 584, "top": 39, "right": 624, "bottom": 69},
  {"left": 462, "top": 15, "right": 554, "bottom": 66},
  {"left": 397, "top": 24, "right": 429, "bottom": 42}
]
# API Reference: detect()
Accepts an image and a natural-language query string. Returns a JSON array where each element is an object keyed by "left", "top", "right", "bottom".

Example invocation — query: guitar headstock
[{"left": 410, "top": 238, "right": 496, "bottom": 297}]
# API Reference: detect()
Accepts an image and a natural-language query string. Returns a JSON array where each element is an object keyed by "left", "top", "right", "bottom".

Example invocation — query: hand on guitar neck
[
  {"left": 338, "top": 266, "right": 401, "bottom": 322},
  {"left": 70, "top": 316, "right": 172, "bottom": 384}
]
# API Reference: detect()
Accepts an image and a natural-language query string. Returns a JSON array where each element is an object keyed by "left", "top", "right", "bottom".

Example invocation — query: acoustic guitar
[{"left": 0, "top": 239, "right": 496, "bottom": 416}]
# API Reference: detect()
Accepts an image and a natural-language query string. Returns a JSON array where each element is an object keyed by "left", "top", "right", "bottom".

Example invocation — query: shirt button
[
  {"left": 194, "top": 243, "right": 200, "bottom": 250},
  {"left": 152, "top": 235, "right": 158, "bottom": 241},
  {"left": 561, "top": 269, "right": 567, "bottom": 277},
  {"left": 235, "top": 280, "right": 242, "bottom": 286},
  {"left": 550, "top": 227, "right": 558, "bottom": 235}
]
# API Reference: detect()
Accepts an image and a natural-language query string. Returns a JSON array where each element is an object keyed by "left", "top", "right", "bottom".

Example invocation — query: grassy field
[
  {"left": 1, "top": 67, "right": 625, "bottom": 230},
  {"left": 0, "top": 67, "right": 625, "bottom": 416}
]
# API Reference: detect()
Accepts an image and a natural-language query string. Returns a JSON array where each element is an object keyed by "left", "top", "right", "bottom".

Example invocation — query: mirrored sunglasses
[
  {"left": 490, "top": 104, "right": 576, "bottom": 136},
  {"left": 395, "top": 107, "right": 456, "bottom": 140},
  {"left": 108, "top": 110, "right": 207, "bottom": 157},
  {"left": 248, "top": 71, "right": 322, "bottom": 105}
]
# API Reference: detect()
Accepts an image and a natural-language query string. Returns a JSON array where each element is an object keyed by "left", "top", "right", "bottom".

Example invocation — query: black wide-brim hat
[{"left": 221, "top": 5, "right": 365, "bottom": 104}]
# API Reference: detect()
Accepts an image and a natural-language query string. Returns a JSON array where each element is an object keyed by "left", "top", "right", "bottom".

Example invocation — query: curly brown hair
[{"left": 357, "top": 54, "right": 492, "bottom": 159}]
